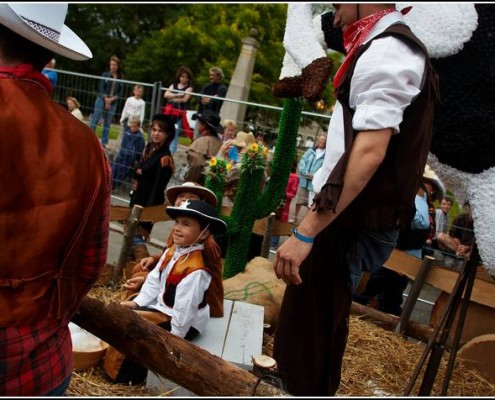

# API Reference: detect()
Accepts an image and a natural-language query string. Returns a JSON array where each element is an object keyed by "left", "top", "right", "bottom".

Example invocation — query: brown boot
[
  {"left": 272, "top": 75, "right": 303, "bottom": 98},
  {"left": 301, "top": 56, "right": 333, "bottom": 102}
]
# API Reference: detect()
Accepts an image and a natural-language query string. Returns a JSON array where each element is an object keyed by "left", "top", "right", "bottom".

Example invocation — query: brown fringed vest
[
  {"left": 0, "top": 79, "right": 109, "bottom": 326},
  {"left": 159, "top": 245, "right": 224, "bottom": 317},
  {"left": 314, "top": 23, "right": 439, "bottom": 231}
]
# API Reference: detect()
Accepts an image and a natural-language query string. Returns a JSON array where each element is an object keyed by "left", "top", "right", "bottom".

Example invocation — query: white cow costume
[{"left": 274, "top": 3, "right": 495, "bottom": 274}]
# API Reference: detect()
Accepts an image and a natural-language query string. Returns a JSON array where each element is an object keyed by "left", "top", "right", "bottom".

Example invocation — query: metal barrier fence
[{"left": 51, "top": 68, "right": 332, "bottom": 222}]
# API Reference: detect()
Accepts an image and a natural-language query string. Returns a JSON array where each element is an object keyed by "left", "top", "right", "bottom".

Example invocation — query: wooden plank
[
  {"left": 384, "top": 249, "right": 495, "bottom": 309},
  {"left": 430, "top": 292, "right": 495, "bottom": 344},
  {"left": 253, "top": 218, "right": 294, "bottom": 237},
  {"left": 192, "top": 299, "right": 234, "bottom": 358},
  {"left": 111, "top": 204, "right": 291, "bottom": 235},
  {"left": 109, "top": 205, "right": 132, "bottom": 221},
  {"left": 110, "top": 204, "right": 172, "bottom": 223},
  {"left": 222, "top": 301, "right": 264, "bottom": 369},
  {"left": 146, "top": 299, "right": 264, "bottom": 396}
]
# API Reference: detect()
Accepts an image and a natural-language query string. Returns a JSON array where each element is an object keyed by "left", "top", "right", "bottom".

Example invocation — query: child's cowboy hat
[
  {"left": 0, "top": 3, "right": 92, "bottom": 60},
  {"left": 166, "top": 181, "right": 218, "bottom": 208},
  {"left": 166, "top": 199, "right": 227, "bottom": 234}
]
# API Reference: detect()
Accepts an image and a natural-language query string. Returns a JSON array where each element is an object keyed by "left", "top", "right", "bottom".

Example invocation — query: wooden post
[
  {"left": 261, "top": 213, "right": 276, "bottom": 258},
  {"left": 72, "top": 297, "right": 290, "bottom": 397},
  {"left": 395, "top": 255, "right": 434, "bottom": 335},
  {"left": 111, "top": 204, "right": 143, "bottom": 287}
]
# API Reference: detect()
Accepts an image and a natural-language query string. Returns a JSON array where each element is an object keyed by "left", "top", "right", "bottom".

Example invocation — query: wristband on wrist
[{"left": 291, "top": 228, "right": 315, "bottom": 244}]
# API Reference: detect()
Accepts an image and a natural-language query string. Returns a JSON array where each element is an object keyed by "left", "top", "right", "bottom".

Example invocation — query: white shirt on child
[
  {"left": 133, "top": 244, "right": 212, "bottom": 338},
  {"left": 120, "top": 96, "right": 146, "bottom": 127}
]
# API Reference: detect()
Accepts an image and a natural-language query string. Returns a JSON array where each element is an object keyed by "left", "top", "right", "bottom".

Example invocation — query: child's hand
[
  {"left": 139, "top": 256, "right": 155, "bottom": 271},
  {"left": 120, "top": 300, "right": 138, "bottom": 309},
  {"left": 122, "top": 276, "right": 146, "bottom": 291}
]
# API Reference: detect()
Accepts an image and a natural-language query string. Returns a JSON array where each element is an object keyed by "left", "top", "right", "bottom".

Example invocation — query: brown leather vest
[
  {"left": 315, "top": 23, "right": 439, "bottom": 232},
  {"left": 160, "top": 245, "right": 224, "bottom": 317},
  {"left": 0, "top": 79, "right": 110, "bottom": 326}
]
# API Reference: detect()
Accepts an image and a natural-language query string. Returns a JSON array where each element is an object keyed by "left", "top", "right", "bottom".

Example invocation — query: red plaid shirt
[{"left": 0, "top": 160, "right": 111, "bottom": 396}]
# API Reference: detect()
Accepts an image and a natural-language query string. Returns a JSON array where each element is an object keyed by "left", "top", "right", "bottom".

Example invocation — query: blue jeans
[
  {"left": 43, "top": 374, "right": 71, "bottom": 396},
  {"left": 89, "top": 96, "right": 117, "bottom": 146},
  {"left": 347, "top": 228, "right": 399, "bottom": 294},
  {"left": 169, "top": 119, "right": 182, "bottom": 154}
]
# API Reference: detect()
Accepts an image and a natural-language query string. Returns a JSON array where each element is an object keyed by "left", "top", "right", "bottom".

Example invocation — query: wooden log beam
[
  {"left": 350, "top": 301, "right": 435, "bottom": 345},
  {"left": 111, "top": 205, "right": 143, "bottom": 286},
  {"left": 72, "top": 297, "right": 290, "bottom": 397}
]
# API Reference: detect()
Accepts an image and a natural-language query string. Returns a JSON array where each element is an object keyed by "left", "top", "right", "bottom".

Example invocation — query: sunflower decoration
[
  {"left": 241, "top": 142, "right": 269, "bottom": 174},
  {"left": 206, "top": 157, "right": 229, "bottom": 182}
]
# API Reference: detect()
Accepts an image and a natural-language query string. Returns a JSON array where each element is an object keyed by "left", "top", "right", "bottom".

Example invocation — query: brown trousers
[{"left": 273, "top": 223, "right": 356, "bottom": 396}]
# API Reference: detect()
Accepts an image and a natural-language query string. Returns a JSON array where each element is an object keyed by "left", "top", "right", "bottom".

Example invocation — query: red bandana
[
  {"left": 0, "top": 64, "right": 53, "bottom": 96},
  {"left": 333, "top": 7, "right": 412, "bottom": 90}
]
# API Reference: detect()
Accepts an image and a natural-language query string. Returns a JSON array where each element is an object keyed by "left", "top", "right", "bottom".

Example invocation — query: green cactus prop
[
  {"left": 205, "top": 98, "right": 303, "bottom": 279},
  {"left": 204, "top": 157, "right": 228, "bottom": 215}
]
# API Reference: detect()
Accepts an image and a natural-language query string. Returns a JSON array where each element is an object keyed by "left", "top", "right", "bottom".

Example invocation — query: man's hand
[{"left": 273, "top": 235, "right": 313, "bottom": 285}]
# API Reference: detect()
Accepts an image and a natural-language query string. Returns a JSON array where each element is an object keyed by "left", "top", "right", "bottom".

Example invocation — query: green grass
[
  {"left": 93, "top": 124, "right": 121, "bottom": 141},
  {"left": 179, "top": 136, "right": 192, "bottom": 146}
]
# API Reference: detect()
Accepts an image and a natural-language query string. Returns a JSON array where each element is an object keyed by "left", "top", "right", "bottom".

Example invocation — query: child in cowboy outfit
[{"left": 107, "top": 199, "right": 226, "bottom": 384}]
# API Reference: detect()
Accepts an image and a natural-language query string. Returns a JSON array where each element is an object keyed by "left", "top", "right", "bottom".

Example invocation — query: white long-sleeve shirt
[
  {"left": 133, "top": 244, "right": 211, "bottom": 338},
  {"left": 120, "top": 96, "right": 146, "bottom": 127},
  {"left": 313, "top": 11, "right": 427, "bottom": 193}
]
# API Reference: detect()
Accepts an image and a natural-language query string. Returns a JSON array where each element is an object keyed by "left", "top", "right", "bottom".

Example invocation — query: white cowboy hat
[
  {"left": 231, "top": 131, "right": 256, "bottom": 148},
  {"left": 0, "top": 3, "right": 92, "bottom": 60},
  {"left": 422, "top": 164, "right": 446, "bottom": 202}
]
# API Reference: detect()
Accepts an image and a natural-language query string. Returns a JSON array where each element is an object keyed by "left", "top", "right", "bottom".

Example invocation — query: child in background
[
  {"left": 66, "top": 96, "right": 84, "bottom": 121},
  {"left": 111, "top": 117, "right": 145, "bottom": 191},
  {"left": 106, "top": 200, "right": 226, "bottom": 384},
  {"left": 120, "top": 84, "right": 146, "bottom": 132}
]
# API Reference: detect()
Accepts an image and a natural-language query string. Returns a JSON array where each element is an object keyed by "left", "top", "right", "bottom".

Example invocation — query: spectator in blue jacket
[
  {"left": 89, "top": 55, "right": 123, "bottom": 148},
  {"left": 290, "top": 133, "right": 327, "bottom": 223}
]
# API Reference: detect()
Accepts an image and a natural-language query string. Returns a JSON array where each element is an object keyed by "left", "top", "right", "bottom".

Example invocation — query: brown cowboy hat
[
  {"left": 192, "top": 110, "right": 223, "bottom": 134},
  {"left": 166, "top": 181, "right": 217, "bottom": 207}
]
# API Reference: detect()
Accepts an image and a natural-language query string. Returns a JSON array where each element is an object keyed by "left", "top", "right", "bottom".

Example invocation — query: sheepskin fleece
[
  {"left": 279, "top": 3, "right": 326, "bottom": 79},
  {"left": 399, "top": 3, "right": 478, "bottom": 58},
  {"left": 429, "top": 155, "right": 495, "bottom": 274},
  {"left": 410, "top": 3, "right": 495, "bottom": 273}
]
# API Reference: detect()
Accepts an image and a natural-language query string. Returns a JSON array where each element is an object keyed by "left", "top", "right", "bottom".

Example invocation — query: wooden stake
[{"left": 111, "top": 204, "right": 143, "bottom": 287}]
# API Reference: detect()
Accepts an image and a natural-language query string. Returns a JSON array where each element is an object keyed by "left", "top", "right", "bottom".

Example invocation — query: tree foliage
[{"left": 62, "top": 3, "right": 339, "bottom": 115}]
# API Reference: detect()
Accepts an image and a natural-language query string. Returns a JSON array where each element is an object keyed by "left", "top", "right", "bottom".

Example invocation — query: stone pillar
[{"left": 220, "top": 28, "right": 260, "bottom": 124}]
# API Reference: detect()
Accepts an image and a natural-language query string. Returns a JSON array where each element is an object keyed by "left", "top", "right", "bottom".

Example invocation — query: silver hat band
[{"left": 21, "top": 16, "right": 60, "bottom": 42}]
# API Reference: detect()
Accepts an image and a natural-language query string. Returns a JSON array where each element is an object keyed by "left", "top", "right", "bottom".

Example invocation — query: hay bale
[{"left": 223, "top": 256, "right": 286, "bottom": 329}]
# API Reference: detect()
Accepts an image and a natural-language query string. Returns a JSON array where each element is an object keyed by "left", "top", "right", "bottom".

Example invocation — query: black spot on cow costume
[{"left": 273, "top": 3, "right": 495, "bottom": 274}]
